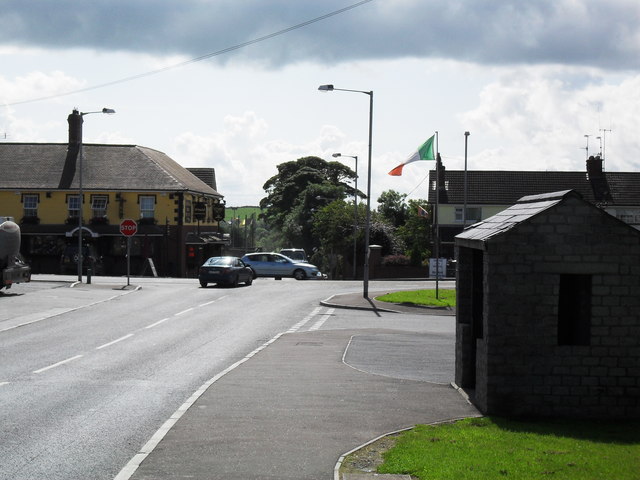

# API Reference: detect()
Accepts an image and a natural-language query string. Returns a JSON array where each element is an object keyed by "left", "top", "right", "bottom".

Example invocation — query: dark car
[
  {"left": 60, "top": 244, "right": 103, "bottom": 275},
  {"left": 198, "top": 256, "right": 254, "bottom": 288},
  {"left": 241, "top": 252, "right": 323, "bottom": 280}
]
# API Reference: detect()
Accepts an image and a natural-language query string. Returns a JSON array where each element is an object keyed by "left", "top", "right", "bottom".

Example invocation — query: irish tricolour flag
[{"left": 388, "top": 135, "right": 435, "bottom": 176}]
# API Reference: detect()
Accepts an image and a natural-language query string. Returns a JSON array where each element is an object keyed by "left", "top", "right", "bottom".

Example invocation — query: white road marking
[
  {"left": 115, "top": 305, "right": 321, "bottom": 480},
  {"left": 0, "top": 382, "right": 9, "bottom": 387},
  {"left": 286, "top": 306, "right": 322, "bottom": 333},
  {"left": 144, "top": 317, "right": 171, "bottom": 329},
  {"left": 96, "top": 334, "right": 134, "bottom": 350},
  {"left": 175, "top": 307, "right": 194, "bottom": 316},
  {"left": 309, "top": 308, "right": 335, "bottom": 331},
  {"left": 33, "top": 355, "right": 83, "bottom": 374},
  {"left": 198, "top": 295, "right": 227, "bottom": 307}
]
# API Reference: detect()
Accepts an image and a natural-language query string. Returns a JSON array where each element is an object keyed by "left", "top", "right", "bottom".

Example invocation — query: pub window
[
  {"left": 139, "top": 195, "right": 156, "bottom": 218},
  {"left": 22, "top": 194, "right": 39, "bottom": 217},
  {"left": 558, "top": 274, "right": 591, "bottom": 345},
  {"left": 91, "top": 195, "right": 108, "bottom": 218},
  {"left": 68, "top": 195, "right": 80, "bottom": 218}
]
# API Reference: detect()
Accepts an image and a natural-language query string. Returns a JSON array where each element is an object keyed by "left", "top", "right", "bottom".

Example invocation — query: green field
[{"left": 224, "top": 206, "right": 261, "bottom": 221}]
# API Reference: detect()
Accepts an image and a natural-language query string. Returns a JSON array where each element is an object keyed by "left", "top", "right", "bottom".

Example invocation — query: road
[{"left": 0, "top": 276, "right": 439, "bottom": 480}]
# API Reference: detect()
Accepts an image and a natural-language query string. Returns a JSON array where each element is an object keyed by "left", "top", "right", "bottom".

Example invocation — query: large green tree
[
  {"left": 259, "top": 156, "right": 357, "bottom": 253},
  {"left": 396, "top": 198, "right": 432, "bottom": 265},
  {"left": 377, "top": 189, "right": 408, "bottom": 227}
]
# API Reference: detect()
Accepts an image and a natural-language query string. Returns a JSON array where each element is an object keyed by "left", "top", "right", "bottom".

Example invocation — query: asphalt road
[{"left": 0, "top": 276, "right": 444, "bottom": 480}]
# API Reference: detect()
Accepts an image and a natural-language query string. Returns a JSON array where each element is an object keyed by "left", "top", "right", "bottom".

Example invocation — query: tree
[
  {"left": 311, "top": 200, "right": 357, "bottom": 278},
  {"left": 377, "top": 189, "right": 408, "bottom": 227},
  {"left": 396, "top": 199, "right": 432, "bottom": 265},
  {"left": 259, "top": 156, "right": 357, "bottom": 253}
]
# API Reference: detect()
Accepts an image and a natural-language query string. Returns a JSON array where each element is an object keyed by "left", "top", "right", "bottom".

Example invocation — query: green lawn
[
  {"left": 376, "top": 289, "right": 456, "bottom": 307},
  {"left": 375, "top": 417, "right": 640, "bottom": 480}
]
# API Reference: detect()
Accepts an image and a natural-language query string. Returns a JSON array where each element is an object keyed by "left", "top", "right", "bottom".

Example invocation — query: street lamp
[
  {"left": 69, "top": 107, "right": 116, "bottom": 282},
  {"left": 332, "top": 152, "right": 358, "bottom": 280},
  {"left": 319, "top": 84, "right": 373, "bottom": 298}
]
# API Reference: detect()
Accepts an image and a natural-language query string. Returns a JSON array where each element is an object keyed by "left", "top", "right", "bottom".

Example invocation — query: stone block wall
[{"left": 458, "top": 195, "right": 640, "bottom": 418}]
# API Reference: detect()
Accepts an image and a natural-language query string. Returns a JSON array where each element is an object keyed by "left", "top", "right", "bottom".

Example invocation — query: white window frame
[
  {"left": 68, "top": 195, "right": 80, "bottom": 218},
  {"left": 140, "top": 195, "right": 155, "bottom": 219},
  {"left": 91, "top": 195, "right": 108, "bottom": 218},
  {"left": 23, "top": 194, "right": 39, "bottom": 217}
]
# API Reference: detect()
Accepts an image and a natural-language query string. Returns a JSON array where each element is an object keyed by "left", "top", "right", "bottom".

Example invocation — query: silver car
[{"left": 241, "top": 252, "right": 323, "bottom": 280}]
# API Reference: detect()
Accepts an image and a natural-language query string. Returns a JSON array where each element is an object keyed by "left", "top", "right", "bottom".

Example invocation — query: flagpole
[
  {"left": 434, "top": 132, "right": 440, "bottom": 299},
  {"left": 464, "top": 131, "right": 470, "bottom": 227}
]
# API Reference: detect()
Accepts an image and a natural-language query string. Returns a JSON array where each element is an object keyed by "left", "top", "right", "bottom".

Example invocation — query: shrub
[{"left": 381, "top": 254, "right": 410, "bottom": 266}]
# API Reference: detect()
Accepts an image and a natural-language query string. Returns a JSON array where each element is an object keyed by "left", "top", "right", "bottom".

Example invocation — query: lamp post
[
  {"left": 332, "top": 152, "right": 358, "bottom": 280},
  {"left": 70, "top": 107, "right": 116, "bottom": 282},
  {"left": 319, "top": 84, "right": 373, "bottom": 298}
]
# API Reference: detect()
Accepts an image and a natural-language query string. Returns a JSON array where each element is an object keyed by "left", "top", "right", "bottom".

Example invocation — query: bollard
[{"left": 87, "top": 267, "right": 92, "bottom": 284}]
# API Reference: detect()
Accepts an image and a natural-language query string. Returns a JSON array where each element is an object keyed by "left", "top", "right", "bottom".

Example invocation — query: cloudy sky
[{"left": 1, "top": 0, "right": 638, "bottom": 206}]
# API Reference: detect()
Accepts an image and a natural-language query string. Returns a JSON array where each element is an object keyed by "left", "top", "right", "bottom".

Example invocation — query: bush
[{"left": 381, "top": 254, "right": 410, "bottom": 266}]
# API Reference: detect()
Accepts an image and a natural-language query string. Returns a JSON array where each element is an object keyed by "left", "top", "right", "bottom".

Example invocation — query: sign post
[{"left": 120, "top": 219, "right": 138, "bottom": 286}]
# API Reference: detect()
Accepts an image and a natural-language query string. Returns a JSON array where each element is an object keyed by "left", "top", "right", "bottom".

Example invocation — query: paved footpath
[{"left": 118, "top": 291, "right": 479, "bottom": 480}]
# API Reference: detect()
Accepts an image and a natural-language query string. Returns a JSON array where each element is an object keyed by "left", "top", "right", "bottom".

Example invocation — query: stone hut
[{"left": 454, "top": 190, "right": 640, "bottom": 418}]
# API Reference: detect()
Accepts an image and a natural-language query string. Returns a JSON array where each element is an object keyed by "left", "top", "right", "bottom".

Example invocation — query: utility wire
[{"left": 3, "top": 0, "right": 374, "bottom": 107}]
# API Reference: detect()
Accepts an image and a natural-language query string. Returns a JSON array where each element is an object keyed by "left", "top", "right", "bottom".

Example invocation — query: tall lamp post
[
  {"left": 332, "top": 152, "right": 358, "bottom": 280},
  {"left": 319, "top": 84, "right": 373, "bottom": 298},
  {"left": 69, "top": 108, "right": 116, "bottom": 282}
]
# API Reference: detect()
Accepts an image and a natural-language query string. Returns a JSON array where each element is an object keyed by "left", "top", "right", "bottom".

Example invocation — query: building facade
[
  {"left": 0, "top": 121, "right": 225, "bottom": 277},
  {"left": 429, "top": 156, "right": 640, "bottom": 258}
]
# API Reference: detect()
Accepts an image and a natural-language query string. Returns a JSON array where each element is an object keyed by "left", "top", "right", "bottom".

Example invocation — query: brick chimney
[
  {"left": 57, "top": 110, "right": 84, "bottom": 189},
  {"left": 586, "top": 156, "right": 612, "bottom": 204}
]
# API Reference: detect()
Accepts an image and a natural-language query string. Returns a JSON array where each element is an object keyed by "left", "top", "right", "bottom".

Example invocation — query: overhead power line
[{"left": 3, "top": 0, "right": 374, "bottom": 107}]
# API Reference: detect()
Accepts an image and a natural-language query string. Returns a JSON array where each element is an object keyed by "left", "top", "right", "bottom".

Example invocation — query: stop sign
[{"left": 120, "top": 219, "right": 138, "bottom": 236}]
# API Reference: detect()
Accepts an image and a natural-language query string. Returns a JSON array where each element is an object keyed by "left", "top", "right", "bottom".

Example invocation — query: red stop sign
[{"left": 120, "top": 219, "right": 138, "bottom": 236}]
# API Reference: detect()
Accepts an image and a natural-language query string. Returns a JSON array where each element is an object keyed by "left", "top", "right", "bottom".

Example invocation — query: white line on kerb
[
  {"left": 33, "top": 355, "right": 83, "bottom": 374},
  {"left": 96, "top": 334, "right": 134, "bottom": 350}
]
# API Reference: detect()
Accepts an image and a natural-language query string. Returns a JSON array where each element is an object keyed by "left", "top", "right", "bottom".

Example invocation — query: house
[
  {"left": 0, "top": 114, "right": 225, "bottom": 277},
  {"left": 455, "top": 190, "right": 640, "bottom": 418},
  {"left": 428, "top": 156, "right": 640, "bottom": 258}
]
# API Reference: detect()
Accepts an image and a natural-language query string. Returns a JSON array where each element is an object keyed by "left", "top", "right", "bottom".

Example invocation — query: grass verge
[
  {"left": 376, "top": 289, "right": 456, "bottom": 307},
  {"left": 371, "top": 417, "right": 640, "bottom": 480}
]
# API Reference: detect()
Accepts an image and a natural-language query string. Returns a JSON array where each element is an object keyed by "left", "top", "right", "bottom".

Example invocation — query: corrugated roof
[
  {"left": 428, "top": 170, "right": 640, "bottom": 206},
  {"left": 0, "top": 143, "right": 222, "bottom": 196}
]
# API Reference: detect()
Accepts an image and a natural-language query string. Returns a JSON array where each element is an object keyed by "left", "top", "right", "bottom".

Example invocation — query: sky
[{"left": 1, "top": 0, "right": 638, "bottom": 207}]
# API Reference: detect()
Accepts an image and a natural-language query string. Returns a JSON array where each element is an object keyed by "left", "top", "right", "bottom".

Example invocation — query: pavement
[{"left": 112, "top": 287, "right": 479, "bottom": 480}]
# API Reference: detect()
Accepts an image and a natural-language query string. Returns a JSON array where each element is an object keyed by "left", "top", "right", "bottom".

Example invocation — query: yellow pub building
[{"left": 0, "top": 112, "right": 225, "bottom": 277}]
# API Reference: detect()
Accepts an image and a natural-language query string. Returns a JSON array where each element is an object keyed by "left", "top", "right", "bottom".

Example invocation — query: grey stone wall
[{"left": 457, "top": 195, "right": 640, "bottom": 418}]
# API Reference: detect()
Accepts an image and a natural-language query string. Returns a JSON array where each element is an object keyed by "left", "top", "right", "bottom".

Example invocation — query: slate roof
[
  {"left": 456, "top": 190, "right": 574, "bottom": 243},
  {"left": 428, "top": 170, "right": 640, "bottom": 206},
  {"left": 0, "top": 143, "right": 222, "bottom": 196}
]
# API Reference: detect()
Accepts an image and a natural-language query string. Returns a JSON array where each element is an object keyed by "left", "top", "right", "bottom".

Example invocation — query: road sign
[{"left": 120, "top": 219, "right": 138, "bottom": 237}]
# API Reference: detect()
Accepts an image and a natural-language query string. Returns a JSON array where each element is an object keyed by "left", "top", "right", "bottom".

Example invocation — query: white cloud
[{"left": 459, "top": 66, "right": 640, "bottom": 172}]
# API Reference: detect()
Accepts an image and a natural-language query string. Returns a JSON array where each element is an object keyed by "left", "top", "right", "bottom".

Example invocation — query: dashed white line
[
  {"left": 0, "top": 381, "right": 9, "bottom": 387},
  {"left": 115, "top": 304, "right": 326, "bottom": 480},
  {"left": 175, "top": 307, "right": 194, "bottom": 316},
  {"left": 96, "top": 334, "right": 134, "bottom": 350},
  {"left": 33, "top": 355, "right": 83, "bottom": 374},
  {"left": 286, "top": 306, "right": 323, "bottom": 333},
  {"left": 309, "top": 308, "right": 335, "bottom": 331},
  {"left": 198, "top": 295, "right": 227, "bottom": 308},
  {"left": 144, "top": 317, "right": 171, "bottom": 329}
]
